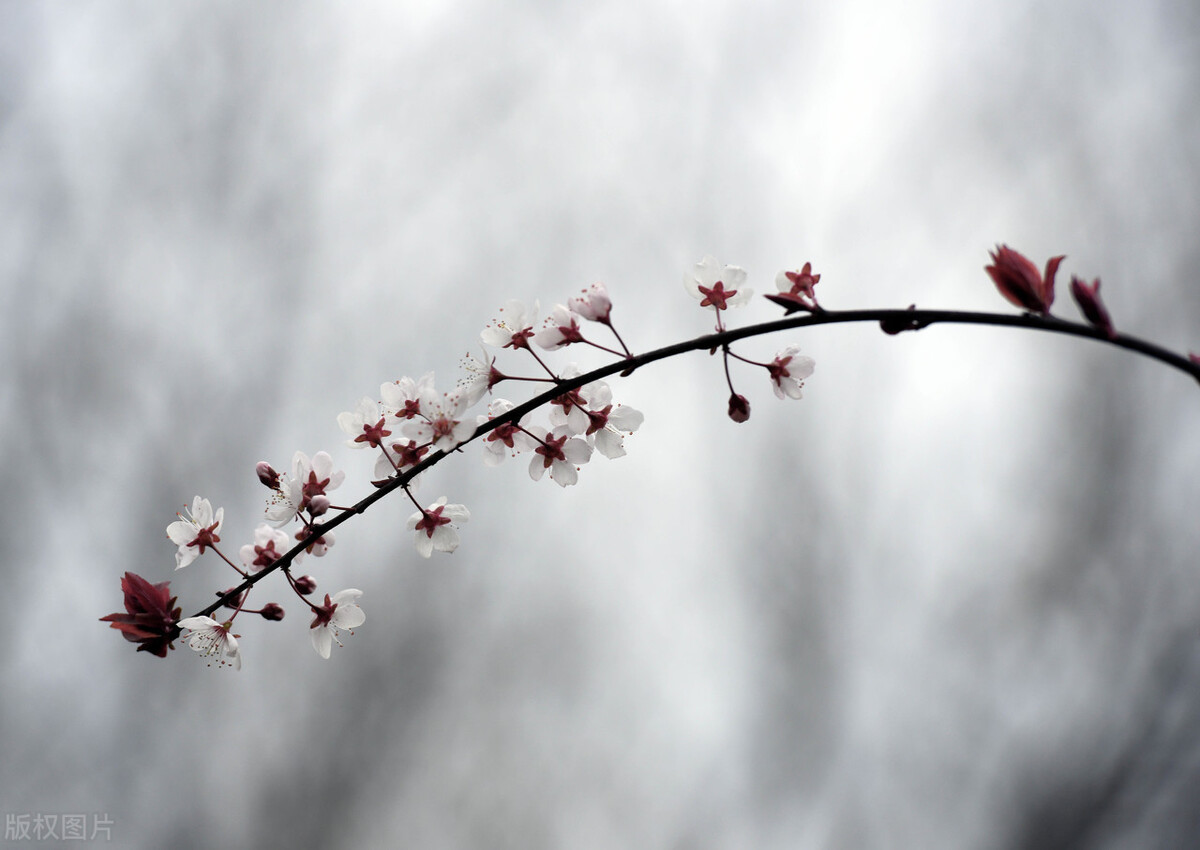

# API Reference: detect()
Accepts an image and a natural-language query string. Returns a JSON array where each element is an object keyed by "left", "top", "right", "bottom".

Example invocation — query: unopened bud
[
  {"left": 260, "top": 603, "right": 285, "bottom": 621},
  {"left": 1069, "top": 275, "right": 1116, "bottom": 340},
  {"left": 256, "top": 461, "right": 281, "bottom": 490},
  {"left": 727, "top": 393, "right": 751, "bottom": 423},
  {"left": 217, "top": 587, "right": 246, "bottom": 609},
  {"left": 294, "top": 575, "right": 318, "bottom": 595},
  {"left": 308, "top": 494, "right": 330, "bottom": 517},
  {"left": 985, "top": 245, "right": 1063, "bottom": 315}
]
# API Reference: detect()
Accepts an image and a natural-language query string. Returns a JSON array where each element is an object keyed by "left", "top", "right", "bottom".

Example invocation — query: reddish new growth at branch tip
[
  {"left": 986, "top": 244, "right": 1064, "bottom": 315},
  {"left": 1070, "top": 275, "right": 1117, "bottom": 339},
  {"left": 100, "top": 572, "right": 181, "bottom": 657}
]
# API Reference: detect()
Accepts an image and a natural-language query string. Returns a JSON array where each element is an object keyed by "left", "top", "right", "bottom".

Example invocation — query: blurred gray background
[{"left": 3, "top": 1, "right": 1200, "bottom": 848}]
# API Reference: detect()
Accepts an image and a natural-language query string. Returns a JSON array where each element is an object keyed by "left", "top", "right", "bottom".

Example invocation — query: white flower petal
[
  {"left": 593, "top": 429, "right": 626, "bottom": 459},
  {"left": 312, "top": 627, "right": 333, "bottom": 659},
  {"left": 550, "top": 460, "right": 579, "bottom": 487}
]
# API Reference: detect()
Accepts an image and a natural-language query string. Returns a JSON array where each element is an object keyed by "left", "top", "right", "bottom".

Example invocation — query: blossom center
[
  {"left": 303, "top": 472, "right": 331, "bottom": 504},
  {"left": 536, "top": 433, "right": 568, "bottom": 467},
  {"left": 698, "top": 281, "right": 737, "bottom": 310},
  {"left": 355, "top": 417, "right": 392, "bottom": 448},
  {"left": 414, "top": 505, "right": 452, "bottom": 538},
  {"left": 310, "top": 594, "right": 337, "bottom": 629},
  {"left": 487, "top": 422, "right": 521, "bottom": 448},
  {"left": 188, "top": 524, "right": 221, "bottom": 553},
  {"left": 768, "top": 356, "right": 795, "bottom": 381},
  {"left": 585, "top": 405, "right": 612, "bottom": 436}
]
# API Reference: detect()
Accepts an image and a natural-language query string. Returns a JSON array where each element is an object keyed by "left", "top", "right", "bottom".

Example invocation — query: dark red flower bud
[
  {"left": 294, "top": 575, "right": 318, "bottom": 595},
  {"left": 256, "top": 461, "right": 281, "bottom": 490},
  {"left": 100, "top": 572, "right": 182, "bottom": 658},
  {"left": 260, "top": 603, "right": 286, "bottom": 621},
  {"left": 217, "top": 586, "right": 247, "bottom": 609},
  {"left": 985, "top": 245, "right": 1063, "bottom": 315},
  {"left": 1069, "top": 275, "right": 1116, "bottom": 339},
  {"left": 727, "top": 393, "right": 751, "bottom": 423}
]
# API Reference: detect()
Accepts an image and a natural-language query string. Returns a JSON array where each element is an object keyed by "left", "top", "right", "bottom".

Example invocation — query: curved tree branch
[{"left": 192, "top": 306, "right": 1198, "bottom": 620}]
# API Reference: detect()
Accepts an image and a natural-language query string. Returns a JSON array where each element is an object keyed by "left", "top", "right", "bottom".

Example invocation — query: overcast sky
[{"left": 3, "top": 2, "right": 1200, "bottom": 848}]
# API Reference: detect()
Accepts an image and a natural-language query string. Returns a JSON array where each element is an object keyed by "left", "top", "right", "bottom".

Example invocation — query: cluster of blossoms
[
  {"left": 105, "top": 246, "right": 1194, "bottom": 670},
  {"left": 684, "top": 255, "right": 817, "bottom": 421},
  {"left": 105, "top": 277, "right": 668, "bottom": 667}
]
